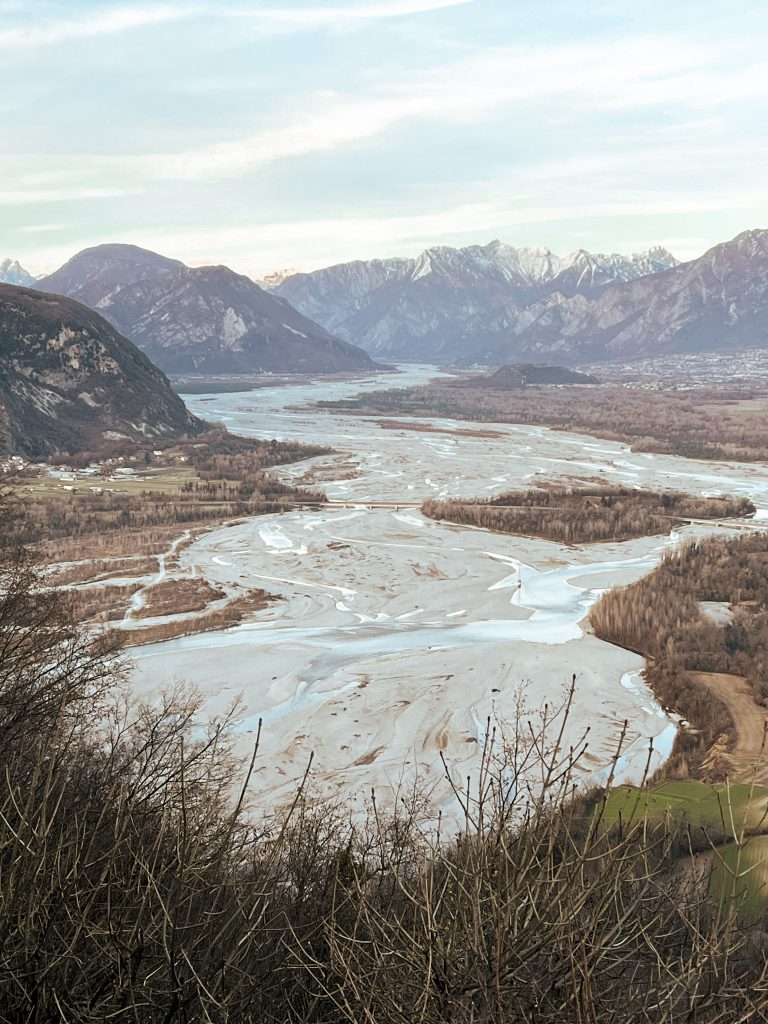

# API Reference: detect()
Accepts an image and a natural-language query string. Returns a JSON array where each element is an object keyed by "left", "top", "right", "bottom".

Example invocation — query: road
[{"left": 690, "top": 671, "right": 768, "bottom": 785}]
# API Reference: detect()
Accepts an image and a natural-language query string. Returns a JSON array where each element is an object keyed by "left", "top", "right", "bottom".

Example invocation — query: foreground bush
[{"left": 2, "top": 502, "right": 768, "bottom": 1021}]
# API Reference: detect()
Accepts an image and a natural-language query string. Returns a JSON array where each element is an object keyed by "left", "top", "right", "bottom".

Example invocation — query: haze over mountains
[
  {"left": 37, "top": 245, "right": 378, "bottom": 376},
  {"left": 267, "top": 229, "right": 768, "bottom": 364},
  {"left": 0, "top": 284, "right": 203, "bottom": 458}
]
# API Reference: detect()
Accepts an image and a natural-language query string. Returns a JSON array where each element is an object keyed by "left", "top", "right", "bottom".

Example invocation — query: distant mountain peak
[
  {"left": 729, "top": 227, "right": 768, "bottom": 255},
  {"left": 0, "top": 258, "right": 36, "bottom": 287},
  {"left": 39, "top": 243, "right": 184, "bottom": 310},
  {"left": 643, "top": 244, "right": 677, "bottom": 260},
  {"left": 258, "top": 267, "right": 300, "bottom": 289}
]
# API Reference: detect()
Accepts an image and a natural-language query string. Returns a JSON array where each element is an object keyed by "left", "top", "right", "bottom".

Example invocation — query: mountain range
[
  {"left": 0, "top": 284, "right": 204, "bottom": 458},
  {"left": 267, "top": 230, "right": 768, "bottom": 364},
  {"left": 266, "top": 241, "right": 680, "bottom": 361},
  {"left": 6, "top": 227, "right": 768, "bottom": 372},
  {"left": 36, "top": 245, "right": 379, "bottom": 375}
]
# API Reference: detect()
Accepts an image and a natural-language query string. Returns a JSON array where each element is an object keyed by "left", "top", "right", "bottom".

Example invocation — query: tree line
[
  {"left": 423, "top": 487, "right": 754, "bottom": 544},
  {"left": 6, "top": 430, "right": 328, "bottom": 555},
  {"left": 322, "top": 382, "right": 768, "bottom": 462},
  {"left": 591, "top": 532, "right": 768, "bottom": 779}
]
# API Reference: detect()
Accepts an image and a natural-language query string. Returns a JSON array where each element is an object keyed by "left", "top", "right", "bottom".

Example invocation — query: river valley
[{"left": 127, "top": 366, "right": 768, "bottom": 817}]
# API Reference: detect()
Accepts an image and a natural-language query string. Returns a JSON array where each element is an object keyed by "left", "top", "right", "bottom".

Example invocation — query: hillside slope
[{"left": 0, "top": 283, "right": 204, "bottom": 457}]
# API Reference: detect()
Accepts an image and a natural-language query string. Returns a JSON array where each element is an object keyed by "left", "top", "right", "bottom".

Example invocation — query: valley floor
[{"left": 110, "top": 365, "right": 768, "bottom": 818}]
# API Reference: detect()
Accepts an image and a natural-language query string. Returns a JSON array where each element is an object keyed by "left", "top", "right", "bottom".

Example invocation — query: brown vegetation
[
  {"left": 690, "top": 672, "right": 768, "bottom": 784},
  {"left": 322, "top": 382, "right": 768, "bottom": 461},
  {"left": 8, "top": 429, "right": 327, "bottom": 567},
  {"left": 62, "top": 569, "right": 270, "bottom": 642},
  {"left": 57, "top": 428, "right": 331, "bottom": 473},
  {"left": 423, "top": 487, "right": 754, "bottom": 544},
  {"left": 591, "top": 533, "right": 768, "bottom": 780},
  {"left": 48, "top": 555, "right": 160, "bottom": 586},
  {"left": 375, "top": 419, "right": 504, "bottom": 439},
  {"left": 66, "top": 582, "right": 143, "bottom": 623},
  {"left": 133, "top": 577, "right": 227, "bottom": 619},
  {"left": 14, "top": 477, "right": 321, "bottom": 556},
  {"left": 120, "top": 588, "right": 272, "bottom": 647}
]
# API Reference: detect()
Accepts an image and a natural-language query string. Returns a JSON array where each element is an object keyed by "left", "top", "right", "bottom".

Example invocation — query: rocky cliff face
[
  {"left": 39, "top": 244, "right": 378, "bottom": 374},
  {"left": 268, "top": 241, "right": 680, "bottom": 361},
  {"left": 0, "top": 283, "right": 204, "bottom": 457}
]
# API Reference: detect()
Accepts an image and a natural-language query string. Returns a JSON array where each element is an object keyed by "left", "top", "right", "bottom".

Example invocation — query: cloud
[
  {"left": 122, "top": 33, "right": 768, "bottom": 183},
  {"left": 9, "top": 29, "right": 761, "bottom": 198},
  {"left": 19, "top": 222, "right": 70, "bottom": 234},
  {"left": 231, "top": 0, "right": 473, "bottom": 30},
  {"left": 0, "top": 187, "right": 139, "bottom": 205},
  {"left": 0, "top": 0, "right": 472, "bottom": 50},
  {"left": 95, "top": 186, "right": 767, "bottom": 276},
  {"left": 0, "top": 5, "right": 188, "bottom": 49}
]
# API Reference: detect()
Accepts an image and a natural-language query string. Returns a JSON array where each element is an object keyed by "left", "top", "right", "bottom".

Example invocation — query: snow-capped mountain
[
  {"left": 258, "top": 267, "right": 300, "bottom": 289},
  {"left": 37, "top": 245, "right": 378, "bottom": 374},
  {"left": 0, "top": 258, "right": 36, "bottom": 287},
  {"left": 544, "top": 245, "right": 679, "bottom": 298},
  {"left": 477, "top": 229, "right": 768, "bottom": 364},
  {"left": 268, "top": 241, "right": 680, "bottom": 360}
]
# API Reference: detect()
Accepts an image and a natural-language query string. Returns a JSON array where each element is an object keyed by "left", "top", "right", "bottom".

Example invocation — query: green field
[
  {"left": 601, "top": 781, "right": 768, "bottom": 921},
  {"left": 601, "top": 780, "right": 768, "bottom": 834},
  {"left": 17, "top": 467, "right": 199, "bottom": 499},
  {"left": 709, "top": 835, "right": 768, "bottom": 922}
]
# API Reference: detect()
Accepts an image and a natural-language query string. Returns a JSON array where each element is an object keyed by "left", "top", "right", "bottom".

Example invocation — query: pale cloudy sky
[{"left": 2, "top": 0, "right": 767, "bottom": 276}]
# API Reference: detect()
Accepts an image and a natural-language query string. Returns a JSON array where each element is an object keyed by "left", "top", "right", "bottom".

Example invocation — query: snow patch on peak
[
  {"left": 0, "top": 258, "right": 36, "bottom": 287},
  {"left": 259, "top": 267, "right": 300, "bottom": 289},
  {"left": 411, "top": 250, "right": 435, "bottom": 281}
]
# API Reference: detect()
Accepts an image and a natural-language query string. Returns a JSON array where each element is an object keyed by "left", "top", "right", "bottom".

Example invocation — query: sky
[{"left": 2, "top": 0, "right": 768, "bottom": 278}]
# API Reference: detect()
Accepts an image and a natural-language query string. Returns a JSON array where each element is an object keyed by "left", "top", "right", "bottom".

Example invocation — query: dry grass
[
  {"left": 39, "top": 523, "right": 208, "bottom": 564},
  {"left": 375, "top": 419, "right": 504, "bottom": 438},
  {"left": 134, "top": 577, "right": 226, "bottom": 619},
  {"left": 47, "top": 555, "right": 161, "bottom": 586},
  {"left": 66, "top": 582, "right": 143, "bottom": 623},
  {"left": 120, "top": 588, "right": 271, "bottom": 646},
  {"left": 322, "top": 382, "right": 768, "bottom": 461}
]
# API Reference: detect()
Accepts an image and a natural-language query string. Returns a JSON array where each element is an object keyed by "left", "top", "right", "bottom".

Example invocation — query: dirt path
[{"left": 689, "top": 671, "right": 768, "bottom": 783}]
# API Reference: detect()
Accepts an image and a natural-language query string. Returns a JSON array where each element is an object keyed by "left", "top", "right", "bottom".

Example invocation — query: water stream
[{"left": 127, "top": 365, "right": 768, "bottom": 810}]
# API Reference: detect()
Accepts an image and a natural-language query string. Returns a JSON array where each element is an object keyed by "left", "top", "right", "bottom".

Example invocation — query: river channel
[{"left": 129, "top": 366, "right": 768, "bottom": 816}]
